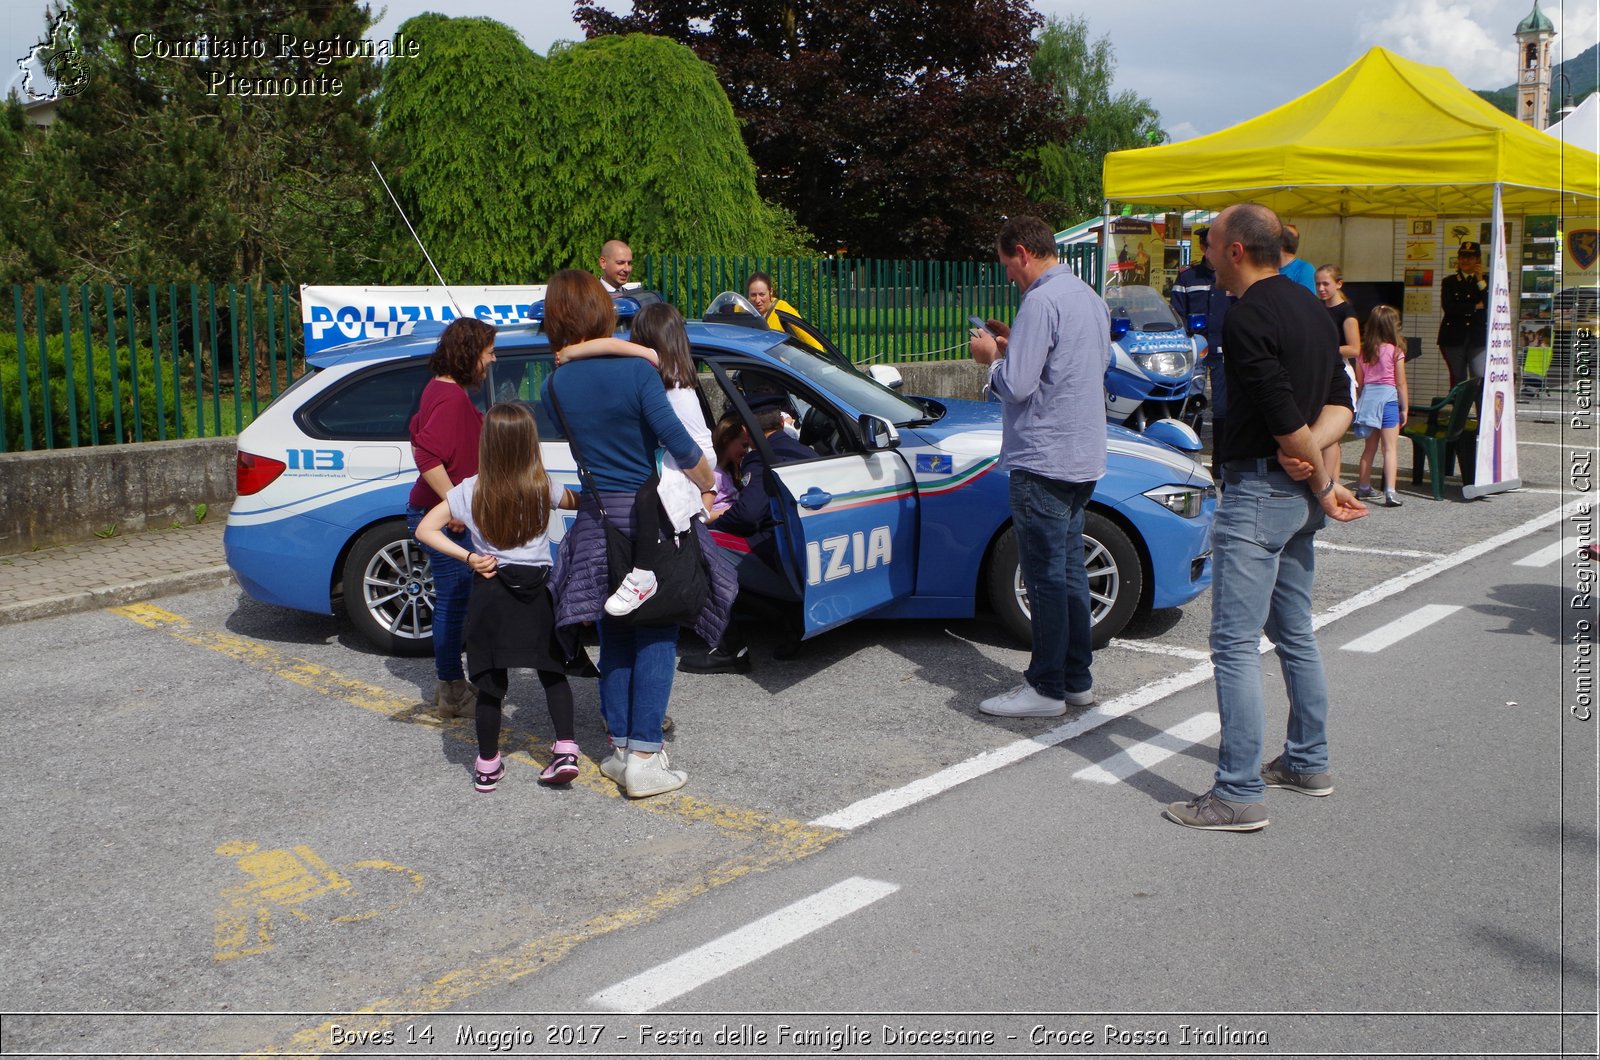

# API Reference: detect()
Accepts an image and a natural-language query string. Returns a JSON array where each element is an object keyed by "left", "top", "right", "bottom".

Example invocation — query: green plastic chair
[{"left": 1400, "top": 379, "right": 1479, "bottom": 500}]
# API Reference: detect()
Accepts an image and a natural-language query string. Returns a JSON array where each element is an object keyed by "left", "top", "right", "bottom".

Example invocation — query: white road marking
[
  {"left": 1108, "top": 639, "right": 1211, "bottom": 661},
  {"left": 1341, "top": 604, "right": 1463, "bottom": 653},
  {"left": 1517, "top": 488, "right": 1566, "bottom": 495},
  {"left": 812, "top": 499, "right": 1586, "bottom": 832},
  {"left": 1073, "top": 713, "right": 1219, "bottom": 784},
  {"left": 1519, "top": 442, "right": 1597, "bottom": 449},
  {"left": 1514, "top": 540, "right": 1569, "bottom": 567},
  {"left": 587, "top": 877, "right": 898, "bottom": 1012},
  {"left": 1315, "top": 540, "right": 1444, "bottom": 559}
]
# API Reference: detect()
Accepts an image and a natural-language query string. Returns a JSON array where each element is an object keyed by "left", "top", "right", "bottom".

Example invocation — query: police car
[{"left": 225, "top": 298, "right": 1215, "bottom": 655}]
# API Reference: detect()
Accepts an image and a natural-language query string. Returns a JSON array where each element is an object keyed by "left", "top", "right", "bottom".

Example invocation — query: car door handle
[{"left": 799, "top": 487, "right": 832, "bottom": 510}]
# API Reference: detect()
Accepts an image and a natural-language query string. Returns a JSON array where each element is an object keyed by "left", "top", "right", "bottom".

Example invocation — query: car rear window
[{"left": 298, "top": 362, "right": 437, "bottom": 441}]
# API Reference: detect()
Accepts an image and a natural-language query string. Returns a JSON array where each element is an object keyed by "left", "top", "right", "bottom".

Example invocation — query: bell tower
[{"left": 1514, "top": 0, "right": 1556, "bottom": 130}]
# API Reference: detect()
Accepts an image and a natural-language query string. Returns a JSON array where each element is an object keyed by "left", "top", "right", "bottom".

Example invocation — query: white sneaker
[
  {"left": 599, "top": 747, "right": 628, "bottom": 786},
  {"left": 605, "top": 568, "right": 658, "bottom": 616},
  {"left": 979, "top": 682, "right": 1066, "bottom": 718},
  {"left": 1064, "top": 687, "right": 1095, "bottom": 708},
  {"left": 624, "top": 749, "right": 687, "bottom": 798}
]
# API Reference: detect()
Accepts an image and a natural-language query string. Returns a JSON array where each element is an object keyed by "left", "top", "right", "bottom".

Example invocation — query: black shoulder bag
[{"left": 546, "top": 376, "right": 709, "bottom": 627}]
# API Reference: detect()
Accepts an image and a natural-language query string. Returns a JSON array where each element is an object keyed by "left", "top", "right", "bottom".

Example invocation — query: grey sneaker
[
  {"left": 1260, "top": 755, "right": 1334, "bottom": 796},
  {"left": 1384, "top": 490, "right": 1403, "bottom": 507},
  {"left": 1163, "top": 790, "right": 1269, "bottom": 831}
]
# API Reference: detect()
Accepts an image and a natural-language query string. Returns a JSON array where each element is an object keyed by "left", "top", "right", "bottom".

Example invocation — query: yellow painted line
[
  {"left": 251, "top": 825, "right": 840, "bottom": 1058},
  {"left": 113, "top": 603, "right": 845, "bottom": 1057}
]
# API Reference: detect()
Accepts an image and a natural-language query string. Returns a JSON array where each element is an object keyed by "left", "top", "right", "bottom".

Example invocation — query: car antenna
[{"left": 370, "top": 159, "right": 464, "bottom": 317}]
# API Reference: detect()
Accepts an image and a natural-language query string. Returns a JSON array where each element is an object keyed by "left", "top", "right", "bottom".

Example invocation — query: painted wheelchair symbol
[{"left": 212, "top": 840, "right": 424, "bottom": 961}]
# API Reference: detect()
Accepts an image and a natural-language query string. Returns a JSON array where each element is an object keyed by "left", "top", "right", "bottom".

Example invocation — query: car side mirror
[
  {"left": 858, "top": 413, "right": 900, "bottom": 450},
  {"left": 1110, "top": 318, "right": 1132, "bottom": 341}
]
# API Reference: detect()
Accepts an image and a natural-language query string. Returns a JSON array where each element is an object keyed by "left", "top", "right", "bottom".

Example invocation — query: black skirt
[{"left": 464, "top": 563, "right": 567, "bottom": 680}]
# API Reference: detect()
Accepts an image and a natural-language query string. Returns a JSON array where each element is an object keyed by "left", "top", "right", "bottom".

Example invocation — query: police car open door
[{"left": 767, "top": 447, "right": 917, "bottom": 637}]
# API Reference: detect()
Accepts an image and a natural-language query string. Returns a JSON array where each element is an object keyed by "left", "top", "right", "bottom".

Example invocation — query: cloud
[{"left": 1361, "top": 0, "right": 1510, "bottom": 87}]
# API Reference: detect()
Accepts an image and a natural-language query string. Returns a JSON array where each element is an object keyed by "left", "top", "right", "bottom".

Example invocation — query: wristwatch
[{"left": 1313, "top": 479, "right": 1336, "bottom": 499}]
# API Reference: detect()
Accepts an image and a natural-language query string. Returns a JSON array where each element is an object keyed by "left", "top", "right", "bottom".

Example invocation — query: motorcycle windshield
[{"left": 1104, "top": 286, "right": 1183, "bottom": 332}]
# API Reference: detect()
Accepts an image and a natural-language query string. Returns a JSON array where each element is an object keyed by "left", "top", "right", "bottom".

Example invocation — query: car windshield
[
  {"left": 760, "top": 337, "right": 927, "bottom": 426},
  {"left": 1104, "top": 285, "right": 1183, "bottom": 332}
]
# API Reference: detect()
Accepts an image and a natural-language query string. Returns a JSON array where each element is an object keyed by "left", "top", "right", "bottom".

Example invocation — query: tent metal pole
[{"left": 1100, "top": 199, "right": 1112, "bottom": 293}]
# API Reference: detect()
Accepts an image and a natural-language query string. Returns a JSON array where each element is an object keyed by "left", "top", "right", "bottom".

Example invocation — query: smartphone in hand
[{"left": 968, "top": 315, "right": 991, "bottom": 336}]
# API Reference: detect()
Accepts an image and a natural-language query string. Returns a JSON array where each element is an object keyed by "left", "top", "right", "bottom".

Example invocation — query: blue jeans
[
  {"left": 407, "top": 507, "right": 471, "bottom": 683},
  {"left": 1208, "top": 467, "right": 1330, "bottom": 802},
  {"left": 597, "top": 617, "right": 679, "bottom": 753},
  {"left": 1009, "top": 470, "right": 1095, "bottom": 700}
]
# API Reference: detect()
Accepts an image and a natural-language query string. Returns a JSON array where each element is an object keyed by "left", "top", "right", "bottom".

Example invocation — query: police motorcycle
[{"left": 1102, "top": 284, "right": 1205, "bottom": 452}]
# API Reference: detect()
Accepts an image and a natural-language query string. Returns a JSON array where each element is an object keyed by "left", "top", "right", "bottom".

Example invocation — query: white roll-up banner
[{"left": 298, "top": 285, "right": 547, "bottom": 359}]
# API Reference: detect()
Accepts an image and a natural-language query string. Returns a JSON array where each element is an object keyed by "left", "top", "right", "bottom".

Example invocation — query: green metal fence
[
  {"left": 1, "top": 282, "right": 303, "bottom": 454},
  {"left": 640, "top": 254, "right": 1028, "bottom": 365},
  {"left": 0, "top": 250, "right": 1105, "bottom": 453}
]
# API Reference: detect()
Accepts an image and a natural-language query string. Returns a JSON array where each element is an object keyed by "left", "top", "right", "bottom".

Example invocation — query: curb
[{"left": 0, "top": 566, "right": 237, "bottom": 626}]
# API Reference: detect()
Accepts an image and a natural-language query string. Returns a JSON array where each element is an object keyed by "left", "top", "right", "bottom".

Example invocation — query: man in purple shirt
[{"left": 969, "top": 215, "right": 1109, "bottom": 719}]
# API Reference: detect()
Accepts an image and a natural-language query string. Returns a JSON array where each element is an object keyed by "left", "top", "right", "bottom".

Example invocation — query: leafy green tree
[
  {"left": 373, "top": 15, "right": 546, "bottom": 284},
  {"left": 0, "top": 1, "right": 386, "bottom": 285},
  {"left": 526, "top": 32, "right": 801, "bottom": 274},
  {"left": 373, "top": 22, "right": 804, "bottom": 282},
  {"left": 1022, "top": 14, "right": 1165, "bottom": 223},
  {"left": 575, "top": 0, "right": 1068, "bottom": 260}
]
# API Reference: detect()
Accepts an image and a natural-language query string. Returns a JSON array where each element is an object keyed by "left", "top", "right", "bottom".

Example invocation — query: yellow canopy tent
[{"left": 1102, "top": 47, "right": 1600, "bottom": 217}]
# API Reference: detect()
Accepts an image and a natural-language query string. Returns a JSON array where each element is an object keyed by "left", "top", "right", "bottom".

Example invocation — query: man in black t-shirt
[{"left": 1163, "top": 203, "right": 1368, "bottom": 834}]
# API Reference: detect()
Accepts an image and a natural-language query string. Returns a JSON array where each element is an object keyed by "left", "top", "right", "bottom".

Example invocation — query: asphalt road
[{"left": 0, "top": 423, "right": 1595, "bottom": 1058}]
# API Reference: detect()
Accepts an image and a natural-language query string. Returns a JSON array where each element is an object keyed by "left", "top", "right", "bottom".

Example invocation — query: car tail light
[{"left": 236, "top": 450, "right": 287, "bottom": 495}]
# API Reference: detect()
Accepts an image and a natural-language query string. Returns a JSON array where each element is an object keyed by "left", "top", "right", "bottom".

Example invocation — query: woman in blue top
[{"left": 542, "top": 270, "right": 721, "bottom": 798}]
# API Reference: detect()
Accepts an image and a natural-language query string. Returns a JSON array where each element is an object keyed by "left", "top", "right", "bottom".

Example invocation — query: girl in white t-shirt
[
  {"left": 556, "top": 302, "right": 714, "bottom": 615},
  {"left": 416, "top": 402, "right": 580, "bottom": 793}
]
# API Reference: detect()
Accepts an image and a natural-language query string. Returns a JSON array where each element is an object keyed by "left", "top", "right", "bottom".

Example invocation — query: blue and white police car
[{"left": 225, "top": 298, "right": 1215, "bottom": 655}]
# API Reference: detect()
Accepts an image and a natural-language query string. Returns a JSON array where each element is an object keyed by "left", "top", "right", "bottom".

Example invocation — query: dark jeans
[
  {"left": 406, "top": 507, "right": 471, "bottom": 682},
  {"left": 1009, "top": 470, "right": 1095, "bottom": 699}
]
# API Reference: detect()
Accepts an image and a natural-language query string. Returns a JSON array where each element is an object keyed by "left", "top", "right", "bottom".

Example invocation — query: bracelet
[{"left": 1313, "top": 480, "right": 1336, "bottom": 499}]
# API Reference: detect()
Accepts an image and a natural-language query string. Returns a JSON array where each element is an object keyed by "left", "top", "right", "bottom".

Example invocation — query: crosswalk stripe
[
  {"left": 1513, "top": 540, "right": 1567, "bottom": 567},
  {"left": 1108, "top": 639, "right": 1210, "bottom": 660},
  {"left": 1316, "top": 540, "right": 1444, "bottom": 560},
  {"left": 588, "top": 877, "right": 898, "bottom": 1012},
  {"left": 1340, "top": 604, "right": 1462, "bottom": 653},
  {"left": 1072, "top": 712, "right": 1220, "bottom": 785}
]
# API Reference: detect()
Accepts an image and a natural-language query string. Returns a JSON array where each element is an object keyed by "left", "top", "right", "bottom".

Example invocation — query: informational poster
[
  {"left": 1465, "top": 186, "right": 1521, "bottom": 498},
  {"left": 1107, "top": 220, "right": 1162, "bottom": 291},
  {"left": 1404, "top": 290, "right": 1432, "bottom": 318}
]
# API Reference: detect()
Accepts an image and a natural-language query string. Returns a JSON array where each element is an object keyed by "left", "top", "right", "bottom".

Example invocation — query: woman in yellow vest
[{"left": 745, "top": 272, "right": 824, "bottom": 351}]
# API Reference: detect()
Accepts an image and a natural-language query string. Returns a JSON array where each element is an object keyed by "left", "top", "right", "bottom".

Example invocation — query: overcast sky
[{"left": 2, "top": 0, "right": 1592, "bottom": 140}]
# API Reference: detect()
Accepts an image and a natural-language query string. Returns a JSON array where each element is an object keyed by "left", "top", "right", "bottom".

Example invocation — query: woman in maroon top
[{"left": 407, "top": 317, "right": 496, "bottom": 720}]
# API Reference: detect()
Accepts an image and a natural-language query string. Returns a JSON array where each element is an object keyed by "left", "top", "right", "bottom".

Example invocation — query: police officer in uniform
[{"left": 680, "top": 390, "right": 815, "bottom": 673}]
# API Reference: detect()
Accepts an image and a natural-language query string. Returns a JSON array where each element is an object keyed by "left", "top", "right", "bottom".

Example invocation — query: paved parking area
[{"left": 0, "top": 417, "right": 1592, "bottom": 1055}]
